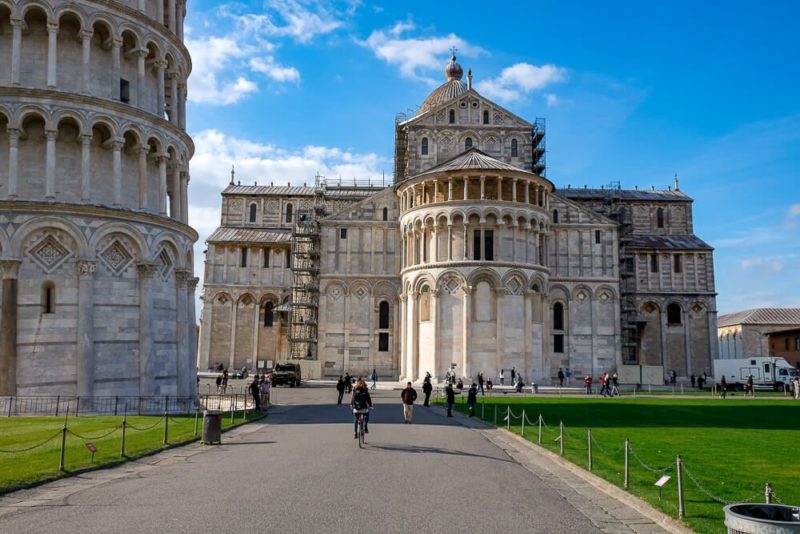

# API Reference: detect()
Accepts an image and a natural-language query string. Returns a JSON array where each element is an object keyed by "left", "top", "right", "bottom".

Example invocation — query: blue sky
[{"left": 184, "top": 0, "right": 800, "bottom": 315}]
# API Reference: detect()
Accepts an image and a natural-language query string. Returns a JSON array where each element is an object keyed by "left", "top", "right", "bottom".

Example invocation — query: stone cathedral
[{"left": 198, "top": 55, "right": 718, "bottom": 384}]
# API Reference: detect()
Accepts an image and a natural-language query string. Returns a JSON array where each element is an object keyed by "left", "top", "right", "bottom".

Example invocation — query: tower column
[
  {"left": 156, "top": 154, "right": 168, "bottom": 215},
  {"left": 10, "top": 19, "right": 23, "bottom": 86},
  {"left": 111, "top": 38, "right": 122, "bottom": 101},
  {"left": 175, "top": 270, "right": 190, "bottom": 396},
  {"left": 462, "top": 285, "right": 471, "bottom": 379},
  {"left": 80, "top": 134, "right": 92, "bottom": 201},
  {"left": 7, "top": 128, "right": 19, "bottom": 198},
  {"left": 76, "top": 260, "right": 97, "bottom": 398},
  {"left": 170, "top": 165, "right": 180, "bottom": 218},
  {"left": 180, "top": 171, "right": 189, "bottom": 223},
  {"left": 81, "top": 29, "right": 93, "bottom": 94},
  {"left": 0, "top": 260, "right": 21, "bottom": 396},
  {"left": 45, "top": 130, "right": 56, "bottom": 199},
  {"left": 112, "top": 139, "right": 123, "bottom": 205},
  {"left": 137, "top": 263, "right": 157, "bottom": 395},
  {"left": 138, "top": 145, "right": 149, "bottom": 210},
  {"left": 47, "top": 22, "right": 58, "bottom": 88}
]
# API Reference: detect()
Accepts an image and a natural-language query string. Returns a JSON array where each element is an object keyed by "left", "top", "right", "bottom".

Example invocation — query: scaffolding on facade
[
  {"left": 532, "top": 118, "right": 546, "bottom": 176},
  {"left": 288, "top": 204, "right": 321, "bottom": 360}
]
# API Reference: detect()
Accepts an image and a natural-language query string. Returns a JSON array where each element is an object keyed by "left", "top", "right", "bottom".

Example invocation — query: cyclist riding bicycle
[{"left": 350, "top": 379, "right": 373, "bottom": 439}]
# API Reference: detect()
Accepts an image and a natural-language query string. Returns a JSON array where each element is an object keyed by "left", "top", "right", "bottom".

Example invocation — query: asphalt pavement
[{"left": 0, "top": 386, "right": 628, "bottom": 533}]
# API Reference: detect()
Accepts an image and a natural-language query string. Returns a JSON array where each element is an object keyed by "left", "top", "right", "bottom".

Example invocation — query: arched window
[
  {"left": 483, "top": 110, "right": 489, "bottom": 124},
  {"left": 553, "top": 302, "right": 564, "bottom": 331},
  {"left": 420, "top": 286, "right": 431, "bottom": 321},
  {"left": 552, "top": 209, "right": 559, "bottom": 223},
  {"left": 264, "top": 302, "right": 274, "bottom": 327},
  {"left": 421, "top": 137, "right": 428, "bottom": 155},
  {"left": 465, "top": 137, "right": 473, "bottom": 149},
  {"left": 379, "top": 301, "right": 390, "bottom": 329},
  {"left": 667, "top": 303, "right": 682, "bottom": 325},
  {"left": 249, "top": 203, "right": 257, "bottom": 222},
  {"left": 382, "top": 207, "right": 388, "bottom": 221},
  {"left": 285, "top": 203, "right": 293, "bottom": 223},
  {"left": 449, "top": 109, "right": 455, "bottom": 124},
  {"left": 511, "top": 138, "right": 518, "bottom": 157},
  {"left": 42, "top": 282, "right": 56, "bottom": 314},
  {"left": 656, "top": 207, "right": 664, "bottom": 228}
]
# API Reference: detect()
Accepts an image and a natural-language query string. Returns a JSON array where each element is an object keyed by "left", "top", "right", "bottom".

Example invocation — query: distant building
[
  {"left": 767, "top": 327, "right": 800, "bottom": 368},
  {"left": 717, "top": 308, "right": 800, "bottom": 359},
  {"left": 198, "top": 55, "right": 719, "bottom": 383}
]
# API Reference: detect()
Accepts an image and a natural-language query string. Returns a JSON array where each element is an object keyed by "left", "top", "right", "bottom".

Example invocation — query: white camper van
[{"left": 713, "top": 357, "right": 799, "bottom": 390}]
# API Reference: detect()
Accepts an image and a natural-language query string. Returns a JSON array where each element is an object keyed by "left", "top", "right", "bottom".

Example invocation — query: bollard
[
  {"left": 506, "top": 406, "right": 510, "bottom": 430},
  {"left": 55, "top": 395, "right": 60, "bottom": 417},
  {"left": 677, "top": 455, "right": 685, "bottom": 519},
  {"left": 588, "top": 428, "right": 593, "bottom": 471},
  {"left": 680, "top": 384, "right": 684, "bottom": 395},
  {"left": 194, "top": 406, "right": 199, "bottom": 436},
  {"left": 765, "top": 482, "right": 773, "bottom": 504},
  {"left": 230, "top": 396, "right": 235, "bottom": 424},
  {"left": 120, "top": 413, "right": 127, "bottom": 457},
  {"left": 163, "top": 411, "right": 169, "bottom": 445},
  {"left": 59, "top": 407, "right": 69, "bottom": 471},
  {"left": 521, "top": 409, "right": 525, "bottom": 437},
  {"left": 624, "top": 439, "right": 630, "bottom": 489},
  {"left": 494, "top": 404, "right": 497, "bottom": 426},
  {"left": 559, "top": 421, "right": 564, "bottom": 456},
  {"left": 538, "top": 414, "right": 542, "bottom": 445}
]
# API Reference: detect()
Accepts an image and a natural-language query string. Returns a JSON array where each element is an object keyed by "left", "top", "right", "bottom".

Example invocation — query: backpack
[{"left": 352, "top": 389, "right": 369, "bottom": 410}]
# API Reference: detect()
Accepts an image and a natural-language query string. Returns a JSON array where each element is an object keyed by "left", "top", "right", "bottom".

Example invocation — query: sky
[{"left": 184, "top": 0, "right": 800, "bottom": 316}]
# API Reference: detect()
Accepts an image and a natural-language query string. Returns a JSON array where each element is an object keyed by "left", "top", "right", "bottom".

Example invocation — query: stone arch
[
  {"left": 529, "top": 273, "right": 546, "bottom": 292},
  {"left": 548, "top": 284, "right": 570, "bottom": 303},
  {"left": 150, "top": 233, "right": 184, "bottom": 269},
  {"left": 11, "top": 216, "right": 88, "bottom": 258},
  {"left": 571, "top": 284, "right": 594, "bottom": 301},
  {"left": 89, "top": 222, "right": 147, "bottom": 258},
  {"left": 595, "top": 285, "right": 617, "bottom": 300},
  {"left": 436, "top": 269, "right": 466, "bottom": 294},
  {"left": 52, "top": 109, "right": 88, "bottom": 135},
  {"left": 466, "top": 267, "right": 501, "bottom": 287},
  {"left": 15, "top": 105, "right": 51, "bottom": 131},
  {"left": 373, "top": 280, "right": 398, "bottom": 302},
  {"left": 502, "top": 269, "right": 527, "bottom": 295},
  {"left": 412, "top": 272, "right": 435, "bottom": 293},
  {"left": 349, "top": 280, "right": 371, "bottom": 300},
  {"left": 20, "top": 1, "right": 53, "bottom": 20},
  {"left": 0, "top": 226, "right": 9, "bottom": 257}
]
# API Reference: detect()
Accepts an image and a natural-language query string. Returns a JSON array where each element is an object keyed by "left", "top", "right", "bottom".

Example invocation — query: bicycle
[{"left": 353, "top": 408, "right": 370, "bottom": 448}]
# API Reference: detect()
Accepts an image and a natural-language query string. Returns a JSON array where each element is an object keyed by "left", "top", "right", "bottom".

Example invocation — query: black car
[{"left": 271, "top": 363, "right": 302, "bottom": 387}]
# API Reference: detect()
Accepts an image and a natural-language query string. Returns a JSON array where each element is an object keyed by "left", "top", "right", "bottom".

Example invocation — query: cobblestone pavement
[{"left": 0, "top": 387, "right": 688, "bottom": 533}]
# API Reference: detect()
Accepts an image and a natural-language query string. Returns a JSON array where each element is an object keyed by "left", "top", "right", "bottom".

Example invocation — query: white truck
[{"left": 713, "top": 357, "right": 800, "bottom": 390}]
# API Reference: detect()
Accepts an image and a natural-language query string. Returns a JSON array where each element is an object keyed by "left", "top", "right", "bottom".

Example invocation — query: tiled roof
[
  {"left": 717, "top": 308, "right": 800, "bottom": 328},
  {"left": 559, "top": 188, "right": 693, "bottom": 202},
  {"left": 625, "top": 234, "right": 712, "bottom": 251},
  {"left": 207, "top": 227, "right": 291, "bottom": 244},
  {"left": 417, "top": 79, "right": 469, "bottom": 115},
  {"left": 413, "top": 148, "right": 534, "bottom": 178},
  {"left": 223, "top": 185, "right": 315, "bottom": 196}
]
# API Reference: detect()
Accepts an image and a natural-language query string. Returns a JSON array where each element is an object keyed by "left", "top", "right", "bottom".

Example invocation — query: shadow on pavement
[{"left": 366, "top": 443, "right": 514, "bottom": 463}]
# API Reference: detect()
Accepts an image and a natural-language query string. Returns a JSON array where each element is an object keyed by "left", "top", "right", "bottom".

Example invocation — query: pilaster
[
  {"left": 0, "top": 260, "right": 21, "bottom": 396},
  {"left": 76, "top": 260, "right": 97, "bottom": 398}
]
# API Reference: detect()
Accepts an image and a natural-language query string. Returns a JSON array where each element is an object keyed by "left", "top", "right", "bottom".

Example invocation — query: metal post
[
  {"left": 506, "top": 405, "right": 510, "bottom": 430},
  {"left": 114, "top": 396, "right": 118, "bottom": 416},
  {"left": 163, "top": 411, "right": 168, "bottom": 445},
  {"left": 55, "top": 395, "right": 60, "bottom": 417},
  {"left": 559, "top": 421, "right": 564, "bottom": 456},
  {"left": 588, "top": 428, "right": 593, "bottom": 471},
  {"left": 230, "top": 396, "right": 234, "bottom": 424},
  {"left": 76, "top": 396, "right": 80, "bottom": 417},
  {"left": 120, "top": 412, "right": 127, "bottom": 457},
  {"left": 624, "top": 439, "right": 630, "bottom": 489},
  {"left": 481, "top": 398, "right": 484, "bottom": 419},
  {"left": 59, "top": 407, "right": 69, "bottom": 471},
  {"left": 677, "top": 455, "right": 685, "bottom": 519},
  {"left": 194, "top": 406, "right": 199, "bottom": 436},
  {"left": 521, "top": 409, "right": 525, "bottom": 437},
  {"left": 765, "top": 482, "right": 773, "bottom": 504},
  {"left": 494, "top": 404, "right": 497, "bottom": 426},
  {"left": 538, "top": 414, "right": 542, "bottom": 445}
]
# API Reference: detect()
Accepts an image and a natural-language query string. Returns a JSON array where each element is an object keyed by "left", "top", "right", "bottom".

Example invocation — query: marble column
[
  {"left": 462, "top": 177, "right": 468, "bottom": 200},
  {"left": 156, "top": 154, "right": 168, "bottom": 215},
  {"left": 187, "top": 277, "right": 199, "bottom": 396},
  {"left": 447, "top": 224, "right": 453, "bottom": 261},
  {"left": 10, "top": 19, "right": 22, "bottom": 86},
  {"left": 137, "top": 263, "right": 157, "bottom": 395},
  {"left": 76, "top": 260, "right": 97, "bottom": 398},
  {"left": 525, "top": 181, "right": 530, "bottom": 204},
  {"left": 399, "top": 294, "right": 407, "bottom": 379},
  {"left": 180, "top": 172, "right": 189, "bottom": 223},
  {"left": 47, "top": 22, "right": 58, "bottom": 88},
  {"left": 138, "top": 146, "right": 149, "bottom": 210},
  {"left": 462, "top": 286, "right": 471, "bottom": 379},
  {"left": 178, "top": 82, "right": 186, "bottom": 129},
  {"left": 45, "top": 130, "right": 56, "bottom": 199},
  {"left": 410, "top": 291, "right": 419, "bottom": 381},
  {"left": 176, "top": 0, "right": 185, "bottom": 40},
  {"left": 0, "top": 260, "right": 21, "bottom": 396},
  {"left": 480, "top": 175, "right": 485, "bottom": 199},
  {"left": 512, "top": 178, "right": 518, "bottom": 202},
  {"left": 448, "top": 179, "right": 453, "bottom": 201},
  {"left": 80, "top": 134, "right": 92, "bottom": 201},
  {"left": 495, "top": 288, "right": 506, "bottom": 379},
  {"left": 7, "top": 128, "right": 19, "bottom": 198},
  {"left": 112, "top": 139, "right": 123, "bottom": 205},
  {"left": 157, "top": 0, "right": 164, "bottom": 25},
  {"left": 250, "top": 297, "right": 260, "bottom": 371},
  {"left": 168, "top": 72, "right": 178, "bottom": 125},
  {"left": 175, "top": 270, "right": 190, "bottom": 396},
  {"left": 497, "top": 177, "right": 503, "bottom": 200},
  {"left": 462, "top": 225, "right": 469, "bottom": 260},
  {"left": 136, "top": 49, "right": 147, "bottom": 108},
  {"left": 170, "top": 165, "right": 180, "bottom": 218},
  {"left": 523, "top": 289, "right": 534, "bottom": 382},
  {"left": 111, "top": 38, "right": 122, "bottom": 100},
  {"left": 156, "top": 60, "right": 167, "bottom": 119},
  {"left": 81, "top": 29, "right": 93, "bottom": 94},
  {"left": 168, "top": 0, "right": 177, "bottom": 32}
]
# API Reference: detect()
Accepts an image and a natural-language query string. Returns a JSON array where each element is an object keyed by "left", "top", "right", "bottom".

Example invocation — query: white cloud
[
  {"left": 545, "top": 93, "right": 559, "bottom": 107},
  {"left": 738, "top": 257, "right": 785, "bottom": 273},
  {"left": 789, "top": 204, "right": 800, "bottom": 218},
  {"left": 186, "top": 36, "right": 259, "bottom": 105},
  {"left": 221, "top": 1, "right": 345, "bottom": 44},
  {"left": 360, "top": 23, "right": 485, "bottom": 80},
  {"left": 476, "top": 63, "right": 566, "bottom": 103},
  {"left": 250, "top": 57, "right": 301, "bottom": 83}
]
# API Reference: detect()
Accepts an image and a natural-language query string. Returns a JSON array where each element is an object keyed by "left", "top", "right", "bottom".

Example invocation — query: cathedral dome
[{"left": 417, "top": 54, "right": 469, "bottom": 115}]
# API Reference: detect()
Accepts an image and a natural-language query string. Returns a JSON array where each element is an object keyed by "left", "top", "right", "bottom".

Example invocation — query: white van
[{"left": 713, "top": 357, "right": 800, "bottom": 390}]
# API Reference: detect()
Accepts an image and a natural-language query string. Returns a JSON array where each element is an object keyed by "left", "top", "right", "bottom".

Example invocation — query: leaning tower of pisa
[{"left": 0, "top": 0, "right": 197, "bottom": 399}]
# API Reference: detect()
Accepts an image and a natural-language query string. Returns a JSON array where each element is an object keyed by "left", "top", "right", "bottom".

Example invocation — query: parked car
[{"left": 271, "top": 363, "right": 302, "bottom": 387}]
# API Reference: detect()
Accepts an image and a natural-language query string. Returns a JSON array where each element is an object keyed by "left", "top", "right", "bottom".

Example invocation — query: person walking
[
  {"left": 422, "top": 376, "right": 433, "bottom": 407},
  {"left": 557, "top": 368, "right": 564, "bottom": 387},
  {"left": 249, "top": 376, "right": 261, "bottom": 411},
  {"left": 336, "top": 376, "right": 346, "bottom": 405},
  {"left": 565, "top": 368, "right": 572, "bottom": 385},
  {"left": 401, "top": 382, "right": 418, "bottom": 424},
  {"left": 445, "top": 383, "right": 456, "bottom": 417},
  {"left": 467, "top": 383, "right": 478, "bottom": 417},
  {"left": 215, "top": 372, "right": 223, "bottom": 394},
  {"left": 477, "top": 372, "right": 485, "bottom": 395},
  {"left": 600, "top": 372, "right": 610, "bottom": 397},
  {"left": 720, "top": 375, "right": 728, "bottom": 399},
  {"left": 344, "top": 372, "right": 352, "bottom": 394},
  {"left": 584, "top": 375, "right": 593, "bottom": 394},
  {"left": 260, "top": 376, "right": 271, "bottom": 409},
  {"left": 222, "top": 369, "right": 229, "bottom": 394},
  {"left": 510, "top": 367, "right": 516, "bottom": 384},
  {"left": 500, "top": 368, "right": 505, "bottom": 386},
  {"left": 370, "top": 368, "right": 378, "bottom": 390},
  {"left": 746, "top": 374, "right": 754, "bottom": 397},
  {"left": 610, "top": 372, "right": 620, "bottom": 397}
]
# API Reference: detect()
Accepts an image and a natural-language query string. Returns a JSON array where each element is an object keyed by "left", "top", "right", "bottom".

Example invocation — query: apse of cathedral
[{"left": 198, "top": 55, "right": 718, "bottom": 384}]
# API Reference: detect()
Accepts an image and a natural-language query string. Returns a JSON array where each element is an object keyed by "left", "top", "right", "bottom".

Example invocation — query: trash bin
[
  {"left": 724, "top": 504, "right": 800, "bottom": 534},
  {"left": 202, "top": 410, "right": 223, "bottom": 444}
]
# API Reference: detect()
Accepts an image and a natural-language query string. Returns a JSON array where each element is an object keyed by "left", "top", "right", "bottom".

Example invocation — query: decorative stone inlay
[
  {"left": 158, "top": 248, "right": 173, "bottom": 279},
  {"left": 27, "top": 234, "right": 72, "bottom": 273},
  {"left": 216, "top": 294, "right": 229, "bottom": 305},
  {"left": 328, "top": 287, "right": 343, "bottom": 300},
  {"left": 506, "top": 277, "right": 523, "bottom": 295},
  {"left": 77, "top": 260, "right": 97, "bottom": 277},
  {"left": 240, "top": 294, "right": 254, "bottom": 306},
  {"left": 267, "top": 200, "right": 279, "bottom": 214},
  {"left": 576, "top": 291, "right": 587, "bottom": 301},
  {"left": 692, "top": 302, "right": 704, "bottom": 313},
  {"left": 440, "top": 134, "right": 452, "bottom": 148},
  {"left": 229, "top": 199, "right": 242, "bottom": 211},
  {"left": 99, "top": 239, "right": 134, "bottom": 275},
  {"left": 486, "top": 136, "right": 497, "bottom": 151},
  {"left": 599, "top": 291, "right": 611, "bottom": 302},
  {"left": 442, "top": 276, "right": 461, "bottom": 294},
  {"left": 353, "top": 286, "right": 368, "bottom": 299},
  {"left": 493, "top": 111, "right": 504, "bottom": 124}
]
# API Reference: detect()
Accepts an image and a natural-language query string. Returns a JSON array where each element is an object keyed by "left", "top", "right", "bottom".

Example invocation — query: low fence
[{"left": 0, "top": 394, "right": 258, "bottom": 417}]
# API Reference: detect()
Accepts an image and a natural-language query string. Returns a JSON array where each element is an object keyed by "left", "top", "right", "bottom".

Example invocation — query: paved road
[{"left": 0, "top": 387, "right": 615, "bottom": 533}]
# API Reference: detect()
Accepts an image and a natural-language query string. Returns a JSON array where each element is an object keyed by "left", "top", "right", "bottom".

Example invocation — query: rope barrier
[
  {"left": 628, "top": 445, "right": 672, "bottom": 474},
  {"left": 0, "top": 430, "right": 62, "bottom": 453},
  {"left": 589, "top": 434, "right": 624, "bottom": 457},
  {"left": 682, "top": 464, "right": 763, "bottom": 505},
  {"left": 126, "top": 419, "right": 164, "bottom": 432},
  {"left": 67, "top": 426, "right": 121, "bottom": 441}
]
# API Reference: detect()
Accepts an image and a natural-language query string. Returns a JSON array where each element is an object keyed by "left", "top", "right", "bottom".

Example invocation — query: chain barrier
[
  {"left": 772, "top": 491, "right": 785, "bottom": 505},
  {"left": 682, "top": 464, "right": 762, "bottom": 505},
  {"left": 628, "top": 445, "right": 672, "bottom": 474},
  {"left": 0, "top": 430, "right": 62, "bottom": 453},
  {"left": 67, "top": 426, "right": 121, "bottom": 441},
  {"left": 126, "top": 419, "right": 164, "bottom": 432},
  {"left": 590, "top": 434, "right": 623, "bottom": 457}
]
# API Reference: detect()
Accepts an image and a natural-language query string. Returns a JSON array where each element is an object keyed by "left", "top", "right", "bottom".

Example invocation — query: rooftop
[
  {"left": 558, "top": 187, "right": 693, "bottom": 202},
  {"left": 207, "top": 227, "right": 291, "bottom": 245},
  {"left": 417, "top": 54, "right": 469, "bottom": 116},
  {"left": 717, "top": 308, "right": 800, "bottom": 328},
  {"left": 625, "top": 234, "right": 712, "bottom": 251}
]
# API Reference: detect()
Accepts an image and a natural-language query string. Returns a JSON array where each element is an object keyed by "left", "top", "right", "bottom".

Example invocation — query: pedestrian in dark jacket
[
  {"left": 445, "top": 384, "right": 456, "bottom": 417},
  {"left": 344, "top": 372, "right": 352, "bottom": 393},
  {"left": 401, "top": 382, "right": 418, "bottom": 423},
  {"left": 467, "top": 383, "right": 478, "bottom": 417},
  {"left": 336, "top": 376, "right": 346, "bottom": 405},
  {"left": 249, "top": 377, "right": 261, "bottom": 410},
  {"left": 422, "top": 378, "right": 433, "bottom": 406},
  {"left": 557, "top": 368, "right": 565, "bottom": 387},
  {"left": 477, "top": 372, "right": 485, "bottom": 395}
]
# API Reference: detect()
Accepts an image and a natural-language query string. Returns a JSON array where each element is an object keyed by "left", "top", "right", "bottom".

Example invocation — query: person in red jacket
[{"left": 584, "top": 375, "right": 593, "bottom": 395}]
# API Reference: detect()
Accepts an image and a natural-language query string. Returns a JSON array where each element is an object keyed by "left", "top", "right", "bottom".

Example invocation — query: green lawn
[
  {"left": 444, "top": 395, "right": 800, "bottom": 534},
  {"left": 0, "top": 409, "right": 264, "bottom": 493}
]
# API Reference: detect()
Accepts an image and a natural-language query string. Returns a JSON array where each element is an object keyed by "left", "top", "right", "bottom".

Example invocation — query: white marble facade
[{"left": 0, "top": 0, "right": 197, "bottom": 397}]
